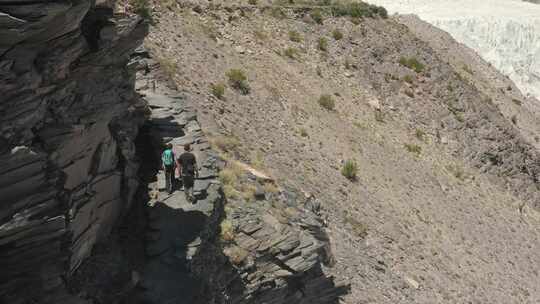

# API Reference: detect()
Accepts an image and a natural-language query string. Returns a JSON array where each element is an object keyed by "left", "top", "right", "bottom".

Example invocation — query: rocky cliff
[{"left": 0, "top": 1, "right": 147, "bottom": 302}]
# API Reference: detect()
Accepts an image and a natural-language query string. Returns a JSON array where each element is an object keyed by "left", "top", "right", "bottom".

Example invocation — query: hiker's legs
[
  {"left": 182, "top": 175, "right": 194, "bottom": 201},
  {"left": 165, "top": 165, "right": 174, "bottom": 193}
]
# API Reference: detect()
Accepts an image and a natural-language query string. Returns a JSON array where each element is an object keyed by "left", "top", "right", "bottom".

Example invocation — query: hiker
[
  {"left": 161, "top": 143, "right": 176, "bottom": 194},
  {"left": 177, "top": 144, "right": 198, "bottom": 202}
]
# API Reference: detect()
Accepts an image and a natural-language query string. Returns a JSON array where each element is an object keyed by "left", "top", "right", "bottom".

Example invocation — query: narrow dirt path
[{"left": 130, "top": 70, "right": 221, "bottom": 304}]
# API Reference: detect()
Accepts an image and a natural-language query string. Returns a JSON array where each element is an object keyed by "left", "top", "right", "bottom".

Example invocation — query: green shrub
[
  {"left": 248, "top": 0, "right": 257, "bottom": 4},
  {"left": 332, "top": 2, "right": 388, "bottom": 19},
  {"left": 341, "top": 159, "right": 358, "bottom": 180},
  {"left": 317, "top": 37, "right": 328, "bottom": 52},
  {"left": 318, "top": 94, "right": 335, "bottom": 110},
  {"left": 311, "top": 9, "right": 324, "bottom": 24},
  {"left": 404, "top": 143, "right": 422, "bottom": 155},
  {"left": 284, "top": 47, "right": 299, "bottom": 59},
  {"left": 403, "top": 74, "right": 414, "bottom": 84},
  {"left": 131, "top": 0, "right": 152, "bottom": 21},
  {"left": 332, "top": 29, "right": 344, "bottom": 40},
  {"left": 399, "top": 57, "right": 425, "bottom": 73},
  {"left": 299, "top": 128, "right": 308, "bottom": 137},
  {"left": 288, "top": 30, "right": 302, "bottom": 42},
  {"left": 211, "top": 83, "right": 225, "bottom": 99},
  {"left": 226, "top": 69, "right": 250, "bottom": 94},
  {"left": 415, "top": 129, "right": 426, "bottom": 141}
]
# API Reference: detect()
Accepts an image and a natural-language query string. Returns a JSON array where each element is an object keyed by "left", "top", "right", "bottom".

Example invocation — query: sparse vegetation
[
  {"left": 131, "top": 0, "right": 152, "bottom": 21},
  {"left": 318, "top": 37, "right": 328, "bottom": 52},
  {"left": 344, "top": 215, "right": 368, "bottom": 238},
  {"left": 211, "top": 83, "right": 225, "bottom": 99},
  {"left": 415, "top": 129, "right": 426, "bottom": 141},
  {"left": 332, "top": 2, "right": 388, "bottom": 19},
  {"left": 463, "top": 64, "right": 474, "bottom": 75},
  {"left": 403, "top": 74, "right": 414, "bottom": 84},
  {"left": 446, "top": 164, "right": 466, "bottom": 181},
  {"left": 284, "top": 47, "right": 300, "bottom": 59},
  {"left": 263, "top": 182, "right": 279, "bottom": 194},
  {"left": 288, "top": 30, "right": 302, "bottom": 42},
  {"left": 318, "top": 94, "right": 335, "bottom": 110},
  {"left": 299, "top": 128, "right": 308, "bottom": 137},
  {"left": 332, "top": 29, "right": 344, "bottom": 40},
  {"left": 248, "top": 0, "right": 257, "bottom": 4},
  {"left": 341, "top": 159, "right": 358, "bottom": 180},
  {"left": 405, "top": 143, "right": 422, "bottom": 155},
  {"left": 220, "top": 220, "right": 235, "bottom": 241},
  {"left": 512, "top": 98, "right": 522, "bottom": 106},
  {"left": 226, "top": 69, "right": 250, "bottom": 94},
  {"left": 210, "top": 135, "right": 240, "bottom": 153},
  {"left": 311, "top": 9, "right": 324, "bottom": 24},
  {"left": 157, "top": 57, "right": 177, "bottom": 79},
  {"left": 399, "top": 56, "right": 425, "bottom": 73}
]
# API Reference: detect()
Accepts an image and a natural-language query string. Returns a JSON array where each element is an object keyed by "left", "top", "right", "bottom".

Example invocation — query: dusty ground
[{"left": 142, "top": 2, "right": 540, "bottom": 303}]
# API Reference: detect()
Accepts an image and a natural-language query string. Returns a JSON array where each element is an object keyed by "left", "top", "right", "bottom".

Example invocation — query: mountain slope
[{"left": 144, "top": 2, "right": 540, "bottom": 303}]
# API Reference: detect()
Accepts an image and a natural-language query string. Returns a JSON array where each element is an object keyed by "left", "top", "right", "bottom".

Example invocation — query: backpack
[
  {"left": 162, "top": 149, "right": 174, "bottom": 166},
  {"left": 184, "top": 161, "right": 195, "bottom": 175}
]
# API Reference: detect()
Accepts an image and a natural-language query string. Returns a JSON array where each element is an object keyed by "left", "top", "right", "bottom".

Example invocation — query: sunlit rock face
[{"left": 367, "top": 0, "right": 540, "bottom": 99}]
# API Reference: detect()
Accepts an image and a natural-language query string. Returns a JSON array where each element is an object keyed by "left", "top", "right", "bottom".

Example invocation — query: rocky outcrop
[
  {"left": 192, "top": 189, "right": 349, "bottom": 304},
  {"left": 0, "top": 1, "right": 147, "bottom": 302}
]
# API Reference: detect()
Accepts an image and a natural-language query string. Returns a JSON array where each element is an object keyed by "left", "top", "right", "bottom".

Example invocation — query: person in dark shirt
[{"left": 177, "top": 144, "right": 198, "bottom": 202}]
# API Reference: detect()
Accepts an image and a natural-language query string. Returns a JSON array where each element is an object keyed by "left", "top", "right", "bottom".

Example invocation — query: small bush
[
  {"left": 299, "top": 128, "right": 308, "bottom": 137},
  {"left": 403, "top": 75, "right": 414, "bottom": 84},
  {"left": 131, "top": 0, "right": 152, "bottom": 21},
  {"left": 317, "top": 37, "right": 328, "bottom": 52},
  {"left": 399, "top": 57, "right": 425, "bottom": 73},
  {"left": 226, "top": 69, "right": 250, "bottom": 94},
  {"left": 284, "top": 47, "right": 299, "bottom": 59},
  {"left": 512, "top": 98, "right": 522, "bottom": 106},
  {"left": 341, "top": 159, "right": 358, "bottom": 180},
  {"left": 332, "top": 29, "right": 344, "bottom": 40},
  {"left": 404, "top": 143, "right": 422, "bottom": 155},
  {"left": 311, "top": 9, "right": 324, "bottom": 24},
  {"left": 318, "top": 94, "right": 335, "bottom": 110},
  {"left": 210, "top": 136, "right": 240, "bottom": 152},
  {"left": 248, "top": 0, "right": 257, "bottom": 4},
  {"left": 288, "top": 30, "right": 302, "bottom": 42},
  {"left": 211, "top": 83, "right": 225, "bottom": 99},
  {"left": 220, "top": 220, "right": 235, "bottom": 241},
  {"left": 344, "top": 215, "right": 368, "bottom": 238},
  {"left": 415, "top": 129, "right": 426, "bottom": 141}
]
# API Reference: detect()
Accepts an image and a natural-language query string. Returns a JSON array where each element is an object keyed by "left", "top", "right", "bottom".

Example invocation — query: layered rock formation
[{"left": 0, "top": 1, "right": 147, "bottom": 302}]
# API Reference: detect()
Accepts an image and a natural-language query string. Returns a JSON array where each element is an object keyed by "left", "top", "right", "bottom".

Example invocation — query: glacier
[{"left": 366, "top": 0, "right": 540, "bottom": 99}]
